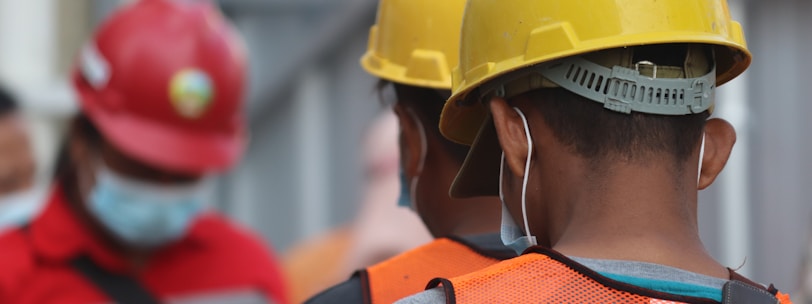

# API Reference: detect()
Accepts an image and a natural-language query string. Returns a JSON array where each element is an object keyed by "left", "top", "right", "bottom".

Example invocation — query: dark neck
[{"left": 540, "top": 161, "right": 728, "bottom": 279}]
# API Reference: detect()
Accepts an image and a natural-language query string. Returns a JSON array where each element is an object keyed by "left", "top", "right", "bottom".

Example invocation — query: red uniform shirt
[{"left": 0, "top": 186, "right": 288, "bottom": 304}]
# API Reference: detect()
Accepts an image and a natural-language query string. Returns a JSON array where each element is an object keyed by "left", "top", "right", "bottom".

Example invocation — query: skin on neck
[
  {"left": 491, "top": 95, "right": 736, "bottom": 279},
  {"left": 410, "top": 134, "right": 500, "bottom": 237},
  {"left": 393, "top": 86, "right": 501, "bottom": 238},
  {"left": 66, "top": 120, "right": 201, "bottom": 271}
]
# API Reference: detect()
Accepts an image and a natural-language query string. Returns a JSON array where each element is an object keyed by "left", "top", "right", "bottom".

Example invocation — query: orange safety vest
[
  {"left": 430, "top": 247, "right": 793, "bottom": 304},
  {"left": 360, "top": 237, "right": 508, "bottom": 304}
]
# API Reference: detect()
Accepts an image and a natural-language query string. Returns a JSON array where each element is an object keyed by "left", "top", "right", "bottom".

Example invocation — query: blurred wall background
[{"left": 0, "top": 0, "right": 808, "bottom": 294}]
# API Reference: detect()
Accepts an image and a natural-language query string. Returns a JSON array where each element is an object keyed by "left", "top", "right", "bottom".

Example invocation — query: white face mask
[
  {"left": 499, "top": 107, "right": 538, "bottom": 255},
  {"left": 0, "top": 187, "right": 46, "bottom": 231}
]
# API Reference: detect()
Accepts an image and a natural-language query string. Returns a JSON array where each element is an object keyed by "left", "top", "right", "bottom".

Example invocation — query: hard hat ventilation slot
[
  {"left": 565, "top": 65, "right": 576, "bottom": 79},
  {"left": 565, "top": 64, "right": 609, "bottom": 95},
  {"left": 579, "top": 69, "right": 590, "bottom": 86},
  {"left": 540, "top": 56, "right": 716, "bottom": 115},
  {"left": 595, "top": 76, "right": 605, "bottom": 93}
]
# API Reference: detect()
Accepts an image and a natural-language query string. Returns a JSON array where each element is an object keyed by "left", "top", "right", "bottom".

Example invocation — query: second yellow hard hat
[{"left": 360, "top": 0, "right": 466, "bottom": 90}]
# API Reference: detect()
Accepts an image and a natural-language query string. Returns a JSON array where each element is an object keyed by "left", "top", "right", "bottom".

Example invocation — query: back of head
[
  {"left": 444, "top": 0, "right": 751, "bottom": 198},
  {"left": 524, "top": 45, "right": 712, "bottom": 165},
  {"left": 361, "top": 0, "right": 502, "bottom": 238}
]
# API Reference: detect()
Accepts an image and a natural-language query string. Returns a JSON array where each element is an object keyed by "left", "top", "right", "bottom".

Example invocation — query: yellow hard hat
[
  {"left": 440, "top": 0, "right": 752, "bottom": 145},
  {"left": 360, "top": 0, "right": 466, "bottom": 89}
]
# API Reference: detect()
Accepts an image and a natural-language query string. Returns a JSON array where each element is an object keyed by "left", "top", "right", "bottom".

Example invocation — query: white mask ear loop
[
  {"left": 513, "top": 107, "right": 537, "bottom": 246},
  {"left": 499, "top": 153, "right": 506, "bottom": 202},
  {"left": 697, "top": 133, "right": 706, "bottom": 186}
]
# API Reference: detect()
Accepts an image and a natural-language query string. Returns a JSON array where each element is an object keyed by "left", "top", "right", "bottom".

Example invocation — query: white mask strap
[
  {"left": 499, "top": 152, "right": 506, "bottom": 201},
  {"left": 697, "top": 133, "right": 706, "bottom": 186},
  {"left": 513, "top": 107, "right": 536, "bottom": 246}
]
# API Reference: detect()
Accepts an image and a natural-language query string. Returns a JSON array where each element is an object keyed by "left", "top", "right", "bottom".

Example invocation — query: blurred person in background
[
  {"left": 398, "top": 0, "right": 793, "bottom": 303},
  {"left": 0, "top": 1, "right": 287, "bottom": 303},
  {"left": 305, "top": 0, "right": 511, "bottom": 303},
  {"left": 0, "top": 86, "right": 41, "bottom": 231},
  {"left": 284, "top": 112, "right": 433, "bottom": 303}
]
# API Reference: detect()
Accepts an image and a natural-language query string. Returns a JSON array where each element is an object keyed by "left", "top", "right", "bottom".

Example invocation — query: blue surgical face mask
[
  {"left": 397, "top": 170, "right": 413, "bottom": 208},
  {"left": 0, "top": 187, "right": 46, "bottom": 231},
  {"left": 88, "top": 164, "right": 209, "bottom": 248}
]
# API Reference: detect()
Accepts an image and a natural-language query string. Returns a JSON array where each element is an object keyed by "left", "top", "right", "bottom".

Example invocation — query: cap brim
[
  {"left": 92, "top": 110, "right": 245, "bottom": 175},
  {"left": 449, "top": 116, "right": 502, "bottom": 198},
  {"left": 74, "top": 75, "right": 245, "bottom": 175}
]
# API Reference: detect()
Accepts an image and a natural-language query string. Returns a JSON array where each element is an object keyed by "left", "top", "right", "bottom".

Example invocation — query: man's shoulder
[
  {"left": 192, "top": 213, "right": 273, "bottom": 254},
  {"left": 0, "top": 228, "right": 37, "bottom": 294},
  {"left": 184, "top": 213, "right": 288, "bottom": 302},
  {"left": 369, "top": 237, "right": 506, "bottom": 271},
  {"left": 189, "top": 212, "right": 284, "bottom": 271},
  {"left": 304, "top": 273, "right": 365, "bottom": 304},
  {"left": 393, "top": 288, "right": 447, "bottom": 304},
  {"left": 451, "top": 234, "right": 517, "bottom": 260},
  {"left": 0, "top": 228, "right": 36, "bottom": 265}
]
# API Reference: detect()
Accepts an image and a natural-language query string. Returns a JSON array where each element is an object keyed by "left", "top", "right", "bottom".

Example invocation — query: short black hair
[
  {"left": 391, "top": 83, "right": 470, "bottom": 163},
  {"left": 528, "top": 87, "right": 708, "bottom": 165},
  {"left": 54, "top": 115, "right": 102, "bottom": 198},
  {"left": 0, "top": 86, "right": 19, "bottom": 117}
]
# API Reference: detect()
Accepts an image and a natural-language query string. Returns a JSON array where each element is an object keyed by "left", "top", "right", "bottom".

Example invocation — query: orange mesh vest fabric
[
  {"left": 777, "top": 292, "right": 793, "bottom": 304},
  {"left": 364, "top": 238, "right": 502, "bottom": 304},
  {"left": 435, "top": 248, "right": 792, "bottom": 304}
]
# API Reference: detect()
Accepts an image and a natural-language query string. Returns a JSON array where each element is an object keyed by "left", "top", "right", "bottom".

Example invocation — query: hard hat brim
[
  {"left": 360, "top": 52, "right": 453, "bottom": 90},
  {"left": 74, "top": 75, "right": 246, "bottom": 175},
  {"left": 449, "top": 115, "right": 501, "bottom": 198}
]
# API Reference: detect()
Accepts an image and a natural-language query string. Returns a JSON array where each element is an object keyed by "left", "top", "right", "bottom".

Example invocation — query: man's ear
[
  {"left": 392, "top": 104, "right": 425, "bottom": 177},
  {"left": 490, "top": 97, "right": 529, "bottom": 178},
  {"left": 698, "top": 118, "right": 736, "bottom": 189}
]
